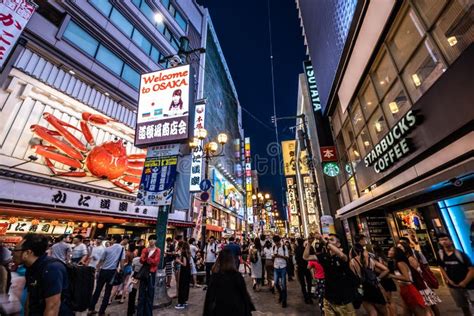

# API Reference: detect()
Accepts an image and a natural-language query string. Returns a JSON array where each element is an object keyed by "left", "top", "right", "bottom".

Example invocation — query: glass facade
[
  {"left": 331, "top": 0, "right": 473, "bottom": 197},
  {"left": 63, "top": 21, "right": 140, "bottom": 89}
]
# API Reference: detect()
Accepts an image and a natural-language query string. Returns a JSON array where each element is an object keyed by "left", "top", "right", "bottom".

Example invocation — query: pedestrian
[
  {"left": 0, "top": 242, "right": 11, "bottom": 295},
  {"left": 373, "top": 244, "right": 397, "bottom": 316},
  {"left": 263, "top": 240, "right": 274, "bottom": 292},
  {"left": 286, "top": 239, "right": 295, "bottom": 281},
  {"left": 112, "top": 241, "right": 134, "bottom": 304},
  {"left": 260, "top": 234, "right": 266, "bottom": 286},
  {"left": 304, "top": 233, "right": 358, "bottom": 316},
  {"left": 398, "top": 241, "right": 441, "bottom": 315},
  {"left": 164, "top": 237, "right": 175, "bottom": 288},
  {"left": 71, "top": 234, "right": 88, "bottom": 265},
  {"left": 437, "top": 233, "right": 474, "bottom": 316},
  {"left": 203, "top": 249, "right": 255, "bottom": 315},
  {"left": 12, "top": 233, "right": 72, "bottom": 315},
  {"left": 88, "top": 237, "right": 105, "bottom": 270},
  {"left": 349, "top": 243, "right": 389, "bottom": 315},
  {"left": 174, "top": 236, "right": 183, "bottom": 292},
  {"left": 203, "top": 236, "right": 219, "bottom": 290},
  {"left": 127, "top": 246, "right": 143, "bottom": 316},
  {"left": 189, "top": 238, "right": 201, "bottom": 288},
  {"left": 136, "top": 234, "right": 160, "bottom": 316},
  {"left": 50, "top": 234, "right": 72, "bottom": 264},
  {"left": 175, "top": 241, "right": 191, "bottom": 309},
  {"left": 88, "top": 235, "right": 125, "bottom": 316},
  {"left": 241, "top": 239, "right": 251, "bottom": 276},
  {"left": 387, "top": 246, "right": 430, "bottom": 316},
  {"left": 308, "top": 244, "right": 325, "bottom": 314},
  {"left": 249, "top": 237, "right": 263, "bottom": 291},
  {"left": 294, "top": 237, "right": 313, "bottom": 304},
  {"left": 271, "top": 235, "right": 289, "bottom": 307},
  {"left": 224, "top": 236, "right": 242, "bottom": 270}
]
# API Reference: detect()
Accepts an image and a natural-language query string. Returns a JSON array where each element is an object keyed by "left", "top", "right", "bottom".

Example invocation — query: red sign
[
  {"left": 0, "top": 0, "right": 36, "bottom": 68},
  {"left": 320, "top": 146, "right": 338, "bottom": 162}
]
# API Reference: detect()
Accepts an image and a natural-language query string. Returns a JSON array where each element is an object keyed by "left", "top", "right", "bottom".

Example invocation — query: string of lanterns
[{"left": 4, "top": 217, "right": 104, "bottom": 229}]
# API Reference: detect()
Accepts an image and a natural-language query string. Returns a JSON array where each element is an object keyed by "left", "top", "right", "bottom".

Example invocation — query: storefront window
[
  {"left": 432, "top": 0, "right": 474, "bottom": 64},
  {"left": 368, "top": 109, "right": 388, "bottom": 144},
  {"left": 382, "top": 80, "right": 411, "bottom": 127},
  {"left": 348, "top": 177, "right": 359, "bottom": 200},
  {"left": 371, "top": 51, "right": 398, "bottom": 98},
  {"left": 359, "top": 80, "right": 378, "bottom": 117},
  {"left": 357, "top": 127, "right": 373, "bottom": 157},
  {"left": 351, "top": 101, "right": 365, "bottom": 134},
  {"left": 342, "top": 121, "right": 355, "bottom": 149},
  {"left": 341, "top": 183, "right": 351, "bottom": 205},
  {"left": 413, "top": 0, "right": 447, "bottom": 27},
  {"left": 388, "top": 9, "right": 425, "bottom": 69},
  {"left": 402, "top": 39, "right": 447, "bottom": 102},
  {"left": 331, "top": 109, "right": 342, "bottom": 136},
  {"left": 348, "top": 143, "right": 361, "bottom": 169}
]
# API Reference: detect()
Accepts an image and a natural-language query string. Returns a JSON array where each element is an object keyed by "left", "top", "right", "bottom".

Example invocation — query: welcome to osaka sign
[{"left": 135, "top": 64, "right": 191, "bottom": 147}]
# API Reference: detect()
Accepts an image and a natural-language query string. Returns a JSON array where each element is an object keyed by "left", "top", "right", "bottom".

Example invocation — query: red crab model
[{"left": 30, "top": 112, "right": 145, "bottom": 193}]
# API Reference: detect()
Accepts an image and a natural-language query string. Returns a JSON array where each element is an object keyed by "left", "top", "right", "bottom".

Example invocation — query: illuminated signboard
[
  {"left": 135, "top": 64, "right": 191, "bottom": 147},
  {"left": 189, "top": 102, "right": 206, "bottom": 191}
]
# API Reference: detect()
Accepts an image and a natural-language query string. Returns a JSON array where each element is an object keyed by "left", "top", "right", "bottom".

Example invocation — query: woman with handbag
[
  {"left": 262, "top": 240, "right": 274, "bottom": 292},
  {"left": 136, "top": 235, "right": 161, "bottom": 316}
]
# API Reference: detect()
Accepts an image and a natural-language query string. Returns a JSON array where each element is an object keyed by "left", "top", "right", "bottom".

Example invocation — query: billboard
[
  {"left": 136, "top": 145, "right": 179, "bottom": 206},
  {"left": 0, "top": 0, "right": 36, "bottom": 69},
  {"left": 189, "top": 102, "right": 206, "bottom": 191},
  {"left": 135, "top": 64, "right": 191, "bottom": 146}
]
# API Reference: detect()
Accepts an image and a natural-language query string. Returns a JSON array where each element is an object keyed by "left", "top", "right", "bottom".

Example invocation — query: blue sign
[
  {"left": 136, "top": 155, "right": 178, "bottom": 206},
  {"left": 199, "top": 179, "right": 212, "bottom": 192}
]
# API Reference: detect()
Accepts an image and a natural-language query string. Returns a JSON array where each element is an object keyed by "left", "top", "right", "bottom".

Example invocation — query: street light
[{"left": 189, "top": 128, "right": 228, "bottom": 250}]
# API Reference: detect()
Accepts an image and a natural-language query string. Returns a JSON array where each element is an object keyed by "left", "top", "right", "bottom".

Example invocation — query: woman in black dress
[
  {"left": 203, "top": 249, "right": 255, "bottom": 316},
  {"left": 175, "top": 241, "right": 191, "bottom": 310}
]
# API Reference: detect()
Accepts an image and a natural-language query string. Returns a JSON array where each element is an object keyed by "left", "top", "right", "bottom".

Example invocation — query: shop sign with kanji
[
  {"left": 189, "top": 102, "right": 206, "bottom": 192},
  {"left": 0, "top": 0, "right": 36, "bottom": 68},
  {"left": 320, "top": 146, "right": 338, "bottom": 162}
]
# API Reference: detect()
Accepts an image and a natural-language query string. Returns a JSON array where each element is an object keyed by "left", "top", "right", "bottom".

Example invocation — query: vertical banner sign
[
  {"left": 135, "top": 64, "right": 191, "bottom": 147},
  {"left": 282, "top": 140, "right": 297, "bottom": 176},
  {"left": 286, "top": 177, "right": 300, "bottom": 233},
  {"left": 244, "top": 138, "right": 253, "bottom": 225},
  {"left": 0, "top": 0, "right": 36, "bottom": 69},
  {"left": 136, "top": 145, "right": 179, "bottom": 206},
  {"left": 192, "top": 197, "right": 203, "bottom": 240},
  {"left": 189, "top": 102, "right": 206, "bottom": 191},
  {"left": 303, "top": 60, "right": 321, "bottom": 112}
]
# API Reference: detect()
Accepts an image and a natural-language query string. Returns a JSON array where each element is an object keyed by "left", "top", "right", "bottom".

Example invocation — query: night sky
[{"left": 196, "top": 0, "right": 307, "bottom": 212}]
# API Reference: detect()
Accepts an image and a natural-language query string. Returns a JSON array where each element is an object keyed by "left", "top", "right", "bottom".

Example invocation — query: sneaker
[{"left": 175, "top": 304, "right": 185, "bottom": 310}]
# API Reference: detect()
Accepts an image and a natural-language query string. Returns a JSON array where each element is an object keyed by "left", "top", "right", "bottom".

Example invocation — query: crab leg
[
  {"left": 128, "top": 153, "right": 147, "bottom": 160},
  {"left": 44, "top": 157, "right": 87, "bottom": 177},
  {"left": 122, "top": 175, "right": 141, "bottom": 184},
  {"left": 125, "top": 167, "right": 143, "bottom": 176},
  {"left": 33, "top": 145, "right": 82, "bottom": 169},
  {"left": 111, "top": 179, "right": 136, "bottom": 193},
  {"left": 42, "top": 113, "right": 87, "bottom": 152},
  {"left": 31, "top": 125, "right": 83, "bottom": 160},
  {"left": 80, "top": 121, "right": 95, "bottom": 146},
  {"left": 127, "top": 160, "right": 145, "bottom": 168},
  {"left": 82, "top": 112, "right": 115, "bottom": 125}
]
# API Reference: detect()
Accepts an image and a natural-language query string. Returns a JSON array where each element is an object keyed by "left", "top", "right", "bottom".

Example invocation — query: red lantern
[
  {"left": 8, "top": 217, "right": 18, "bottom": 224},
  {"left": 67, "top": 221, "right": 75, "bottom": 227},
  {"left": 97, "top": 223, "right": 104, "bottom": 229},
  {"left": 82, "top": 222, "right": 89, "bottom": 228},
  {"left": 51, "top": 220, "right": 59, "bottom": 226},
  {"left": 31, "top": 219, "right": 40, "bottom": 226}
]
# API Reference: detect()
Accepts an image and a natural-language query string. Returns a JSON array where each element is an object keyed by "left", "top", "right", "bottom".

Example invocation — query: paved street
[{"left": 103, "top": 268, "right": 466, "bottom": 316}]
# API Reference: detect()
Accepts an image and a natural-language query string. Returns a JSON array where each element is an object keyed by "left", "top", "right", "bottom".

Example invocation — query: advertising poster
[
  {"left": 136, "top": 64, "right": 191, "bottom": 146},
  {"left": 282, "top": 140, "right": 297, "bottom": 176},
  {"left": 136, "top": 146, "right": 179, "bottom": 206},
  {"left": 212, "top": 169, "right": 225, "bottom": 206},
  {"left": 0, "top": 0, "right": 36, "bottom": 69}
]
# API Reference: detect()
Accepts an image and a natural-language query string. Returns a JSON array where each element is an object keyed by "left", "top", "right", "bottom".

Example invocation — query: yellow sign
[{"left": 282, "top": 140, "right": 308, "bottom": 176}]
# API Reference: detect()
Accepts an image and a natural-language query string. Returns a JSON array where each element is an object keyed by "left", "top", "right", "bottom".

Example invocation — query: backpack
[
  {"left": 250, "top": 249, "right": 259, "bottom": 263},
  {"left": 38, "top": 258, "right": 95, "bottom": 312}
]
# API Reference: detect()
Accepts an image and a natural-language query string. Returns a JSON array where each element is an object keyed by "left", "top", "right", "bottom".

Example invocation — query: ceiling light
[
  {"left": 411, "top": 74, "right": 422, "bottom": 87},
  {"left": 364, "top": 141, "right": 370, "bottom": 147},
  {"left": 374, "top": 121, "right": 382, "bottom": 132},
  {"left": 104, "top": 92, "right": 110, "bottom": 96},
  {"left": 389, "top": 101, "right": 399, "bottom": 114},
  {"left": 68, "top": 70, "right": 76, "bottom": 75},
  {"left": 379, "top": 80, "right": 385, "bottom": 85},
  {"left": 447, "top": 36, "right": 458, "bottom": 47}
]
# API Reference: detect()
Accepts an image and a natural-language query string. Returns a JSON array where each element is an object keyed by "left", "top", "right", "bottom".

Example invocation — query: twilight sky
[{"left": 196, "top": 0, "right": 307, "bottom": 213}]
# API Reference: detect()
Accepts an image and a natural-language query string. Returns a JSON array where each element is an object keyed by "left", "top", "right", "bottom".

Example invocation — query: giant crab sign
[{"left": 30, "top": 112, "right": 145, "bottom": 193}]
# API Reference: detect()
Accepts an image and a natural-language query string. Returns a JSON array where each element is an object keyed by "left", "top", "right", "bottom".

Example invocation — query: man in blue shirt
[
  {"left": 224, "top": 237, "right": 242, "bottom": 270},
  {"left": 12, "top": 233, "right": 71, "bottom": 315}
]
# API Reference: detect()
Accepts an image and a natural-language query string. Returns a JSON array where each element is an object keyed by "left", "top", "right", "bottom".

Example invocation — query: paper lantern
[
  {"left": 51, "top": 220, "right": 59, "bottom": 226},
  {"left": 97, "top": 223, "right": 104, "bottom": 229},
  {"left": 82, "top": 222, "right": 89, "bottom": 228},
  {"left": 8, "top": 217, "right": 18, "bottom": 224},
  {"left": 31, "top": 219, "right": 40, "bottom": 226},
  {"left": 67, "top": 221, "right": 75, "bottom": 227}
]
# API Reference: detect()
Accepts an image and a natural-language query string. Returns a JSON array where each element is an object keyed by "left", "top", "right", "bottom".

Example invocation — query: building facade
[
  {"left": 299, "top": 0, "right": 473, "bottom": 261},
  {"left": 0, "top": 0, "right": 207, "bottom": 244}
]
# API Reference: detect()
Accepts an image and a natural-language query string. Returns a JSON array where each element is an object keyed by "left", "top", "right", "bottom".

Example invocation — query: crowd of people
[{"left": 0, "top": 231, "right": 473, "bottom": 315}]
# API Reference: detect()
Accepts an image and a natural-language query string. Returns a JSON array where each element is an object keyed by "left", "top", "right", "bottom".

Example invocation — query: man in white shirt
[
  {"left": 272, "top": 235, "right": 288, "bottom": 308},
  {"left": 203, "top": 236, "right": 219, "bottom": 290},
  {"left": 88, "top": 237, "right": 105, "bottom": 269},
  {"left": 71, "top": 234, "right": 88, "bottom": 265},
  {"left": 88, "top": 235, "right": 125, "bottom": 315}
]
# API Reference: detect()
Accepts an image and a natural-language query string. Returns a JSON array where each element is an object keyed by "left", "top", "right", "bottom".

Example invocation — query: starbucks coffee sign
[{"left": 364, "top": 110, "right": 417, "bottom": 173}]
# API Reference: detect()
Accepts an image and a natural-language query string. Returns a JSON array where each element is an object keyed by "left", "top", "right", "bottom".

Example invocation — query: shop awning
[
  {"left": 168, "top": 220, "right": 195, "bottom": 228},
  {"left": 206, "top": 224, "right": 223, "bottom": 232}
]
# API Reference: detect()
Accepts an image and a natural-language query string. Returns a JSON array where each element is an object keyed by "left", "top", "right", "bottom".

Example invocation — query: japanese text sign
[
  {"left": 135, "top": 64, "right": 191, "bottom": 146},
  {"left": 320, "top": 146, "right": 338, "bottom": 162},
  {"left": 189, "top": 102, "right": 205, "bottom": 191},
  {"left": 0, "top": 0, "right": 36, "bottom": 68}
]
